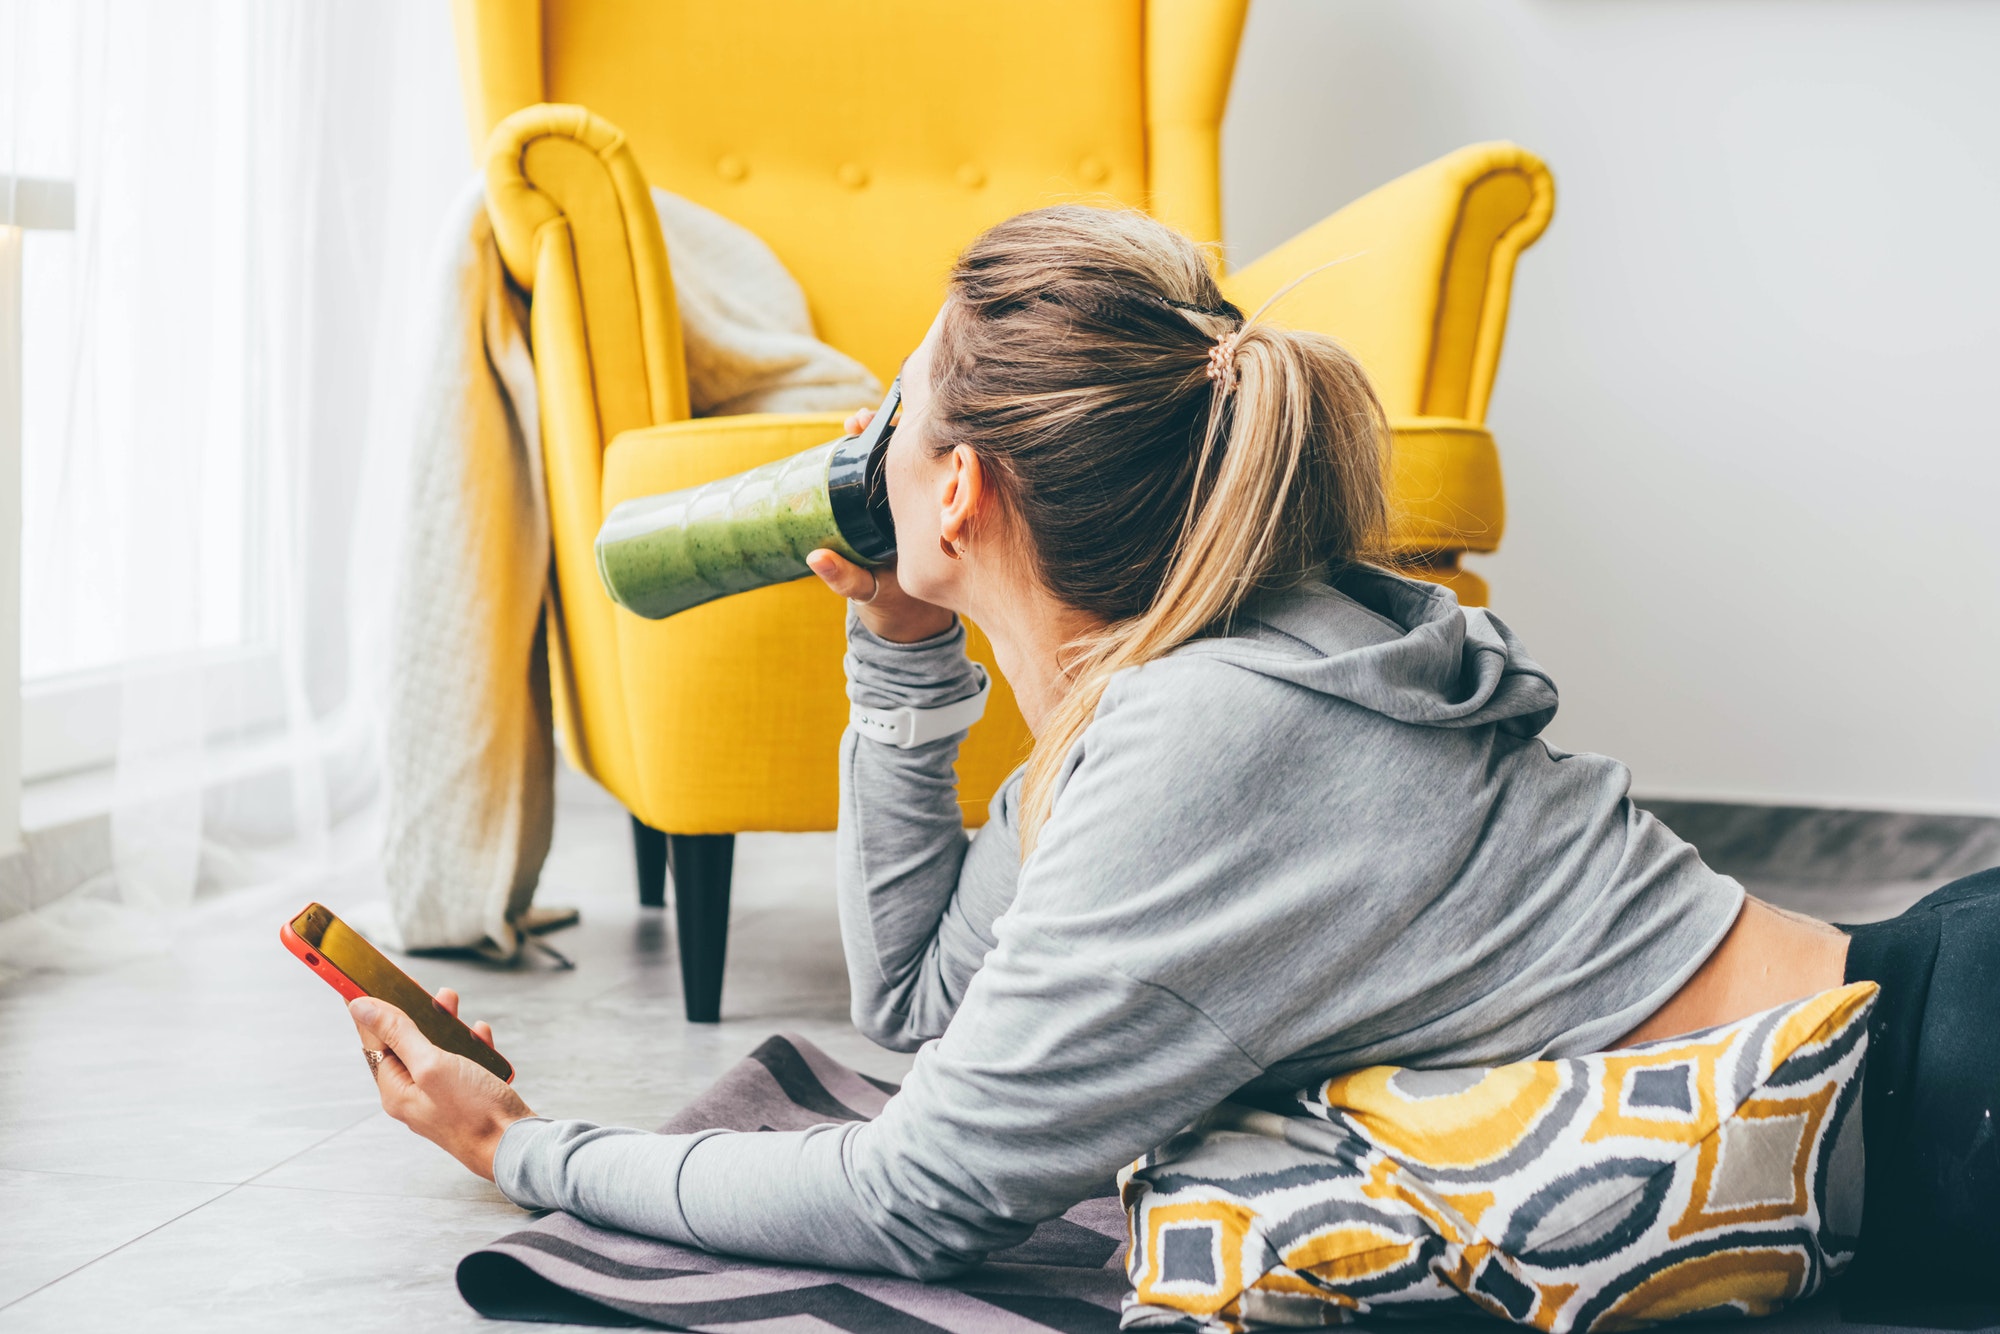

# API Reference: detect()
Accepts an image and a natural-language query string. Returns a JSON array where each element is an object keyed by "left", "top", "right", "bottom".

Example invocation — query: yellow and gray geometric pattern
[{"left": 1120, "top": 983, "right": 1876, "bottom": 1332}]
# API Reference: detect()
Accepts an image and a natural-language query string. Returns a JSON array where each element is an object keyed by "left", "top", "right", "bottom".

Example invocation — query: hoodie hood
[{"left": 1176, "top": 566, "right": 1560, "bottom": 737}]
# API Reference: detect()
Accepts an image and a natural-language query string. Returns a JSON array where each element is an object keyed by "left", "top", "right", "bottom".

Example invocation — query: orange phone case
[
  {"left": 280, "top": 921, "right": 369, "bottom": 1002},
  {"left": 280, "top": 912, "right": 514, "bottom": 1084}
]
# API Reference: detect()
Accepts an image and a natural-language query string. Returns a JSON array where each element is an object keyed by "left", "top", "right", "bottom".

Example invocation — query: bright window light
[{"left": 8, "top": 0, "right": 262, "bottom": 687}]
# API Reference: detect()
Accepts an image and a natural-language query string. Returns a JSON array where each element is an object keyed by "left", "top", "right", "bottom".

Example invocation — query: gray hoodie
[{"left": 495, "top": 567, "right": 1743, "bottom": 1279}]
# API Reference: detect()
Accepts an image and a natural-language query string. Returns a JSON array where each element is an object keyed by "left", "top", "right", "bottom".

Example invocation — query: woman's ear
[{"left": 939, "top": 444, "right": 986, "bottom": 548}]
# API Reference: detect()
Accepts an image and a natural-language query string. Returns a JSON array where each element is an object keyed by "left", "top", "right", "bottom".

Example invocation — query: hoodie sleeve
[
  {"left": 835, "top": 614, "right": 1024, "bottom": 1050},
  {"left": 494, "top": 925, "right": 1264, "bottom": 1278},
  {"left": 491, "top": 665, "right": 1275, "bottom": 1278}
]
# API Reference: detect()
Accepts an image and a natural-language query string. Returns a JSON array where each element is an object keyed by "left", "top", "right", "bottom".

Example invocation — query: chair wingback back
[{"left": 453, "top": 0, "right": 1247, "bottom": 383}]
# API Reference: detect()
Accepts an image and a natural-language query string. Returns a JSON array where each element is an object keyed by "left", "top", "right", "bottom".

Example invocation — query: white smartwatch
[{"left": 850, "top": 665, "right": 993, "bottom": 749}]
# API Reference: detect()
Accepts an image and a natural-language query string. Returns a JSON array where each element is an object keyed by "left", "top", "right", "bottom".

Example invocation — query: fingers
[
  {"left": 346, "top": 999, "right": 418, "bottom": 1114},
  {"left": 373, "top": 1048, "right": 418, "bottom": 1112},
  {"left": 843, "top": 406, "right": 875, "bottom": 437},
  {"left": 348, "top": 994, "right": 387, "bottom": 1049},
  {"left": 806, "top": 548, "right": 875, "bottom": 600},
  {"left": 435, "top": 987, "right": 494, "bottom": 1047},
  {"left": 350, "top": 998, "right": 441, "bottom": 1080}
]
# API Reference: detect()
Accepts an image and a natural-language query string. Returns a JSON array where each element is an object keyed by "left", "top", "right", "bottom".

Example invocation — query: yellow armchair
[{"left": 452, "top": 0, "right": 1553, "bottom": 1021}]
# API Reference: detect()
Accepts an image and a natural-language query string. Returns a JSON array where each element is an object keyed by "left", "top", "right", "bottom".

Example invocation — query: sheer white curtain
[{"left": 0, "top": 0, "right": 471, "bottom": 969}]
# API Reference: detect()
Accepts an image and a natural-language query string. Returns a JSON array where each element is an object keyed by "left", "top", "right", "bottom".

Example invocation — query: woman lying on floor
[{"left": 352, "top": 205, "right": 1996, "bottom": 1312}]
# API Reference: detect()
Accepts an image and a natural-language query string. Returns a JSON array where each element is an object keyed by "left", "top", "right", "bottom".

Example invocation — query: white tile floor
[
  {"left": 0, "top": 776, "right": 1951, "bottom": 1332},
  {"left": 0, "top": 781, "right": 915, "bottom": 1331}
]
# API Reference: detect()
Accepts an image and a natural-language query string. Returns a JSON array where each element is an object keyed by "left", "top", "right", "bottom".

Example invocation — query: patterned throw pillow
[{"left": 1120, "top": 983, "right": 1875, "bottom": 1332}]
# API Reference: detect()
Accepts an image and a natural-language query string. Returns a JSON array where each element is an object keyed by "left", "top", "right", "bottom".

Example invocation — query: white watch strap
[{"left": 850, "top": 665, "right": 992, "bottom": 749}]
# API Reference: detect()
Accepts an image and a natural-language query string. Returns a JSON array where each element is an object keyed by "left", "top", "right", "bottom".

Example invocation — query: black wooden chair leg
[
  {"left": 668, "top": 834, "right": 734, "bottom": 1023},
  {"left": 631, "top": 816, "right": 669, "bottom": 909}
]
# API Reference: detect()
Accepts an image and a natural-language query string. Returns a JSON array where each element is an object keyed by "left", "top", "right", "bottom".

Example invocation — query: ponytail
[{"left": 932, "top": 208, "right": 1389, "bottom": 853}]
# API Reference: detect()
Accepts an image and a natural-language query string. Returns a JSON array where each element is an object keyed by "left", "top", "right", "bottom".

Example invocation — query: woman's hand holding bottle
[{"left": 806, "top": 406, "right": 956, "bottom": 645}]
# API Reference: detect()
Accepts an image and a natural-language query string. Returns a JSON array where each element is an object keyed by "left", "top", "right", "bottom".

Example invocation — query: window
[{"left": 4, "top": 0, "right": 273, "bottom": 779}]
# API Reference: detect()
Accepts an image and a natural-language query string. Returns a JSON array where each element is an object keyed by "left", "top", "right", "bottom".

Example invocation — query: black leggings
[{"left": 1839, "top": 867, "right": 2000, "bottom": 1326}]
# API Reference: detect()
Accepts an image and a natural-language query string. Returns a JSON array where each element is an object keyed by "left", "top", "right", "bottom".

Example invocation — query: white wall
[{"left": 1223, "top": 0, "right": 2000, "bottom": 815}]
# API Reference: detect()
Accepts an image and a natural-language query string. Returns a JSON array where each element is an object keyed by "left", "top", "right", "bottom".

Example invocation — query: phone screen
[{"left": 288, "top": 903, "right": 514, "bottom": 1083}]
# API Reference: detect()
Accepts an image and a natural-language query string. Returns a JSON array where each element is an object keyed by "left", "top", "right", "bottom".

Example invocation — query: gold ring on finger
[{"left": 363, "top": 1048, "right": 386, "bottom": 1077}]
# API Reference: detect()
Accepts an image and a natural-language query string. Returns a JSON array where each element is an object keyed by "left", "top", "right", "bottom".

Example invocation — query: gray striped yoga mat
[{"left": 457, "top": 1033, "right": 1132, "bottom": 1331}]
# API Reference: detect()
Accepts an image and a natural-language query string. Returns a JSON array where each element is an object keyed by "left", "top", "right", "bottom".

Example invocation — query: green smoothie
[{"left": 595, "top": 440, "right": 873, "bottom": 620}]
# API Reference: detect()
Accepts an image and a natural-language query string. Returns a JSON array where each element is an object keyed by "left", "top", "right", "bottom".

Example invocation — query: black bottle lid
[{"left": 826, "top": 380, "right": 899, "bottom": 563}]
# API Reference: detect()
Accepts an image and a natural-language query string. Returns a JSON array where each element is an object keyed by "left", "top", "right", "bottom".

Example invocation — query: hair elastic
[
  {"left": 1205, "top": 334, "right": 1241, "bottom": 387},
  {"left": 1157, "top": 295, "right": 1245, "bottom": 388}
]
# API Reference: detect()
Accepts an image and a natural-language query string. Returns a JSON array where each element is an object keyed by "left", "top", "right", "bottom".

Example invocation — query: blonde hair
[{"left": 931, "top": 207, "right": 1389, "bottom": 852}]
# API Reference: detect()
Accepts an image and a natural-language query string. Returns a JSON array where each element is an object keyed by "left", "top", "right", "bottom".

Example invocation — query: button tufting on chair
[
  {"left": 1078, "top": 156, "right": 1109, "bottom": 184},
  {"left": 836, "top": 162, "right": 869, "bottom": 189},
  {"left": 956, "top": 163, "right": 987, "bottom": 189},
  {"left": 715, "top": 155, "right": 747, "bottom": 182}
]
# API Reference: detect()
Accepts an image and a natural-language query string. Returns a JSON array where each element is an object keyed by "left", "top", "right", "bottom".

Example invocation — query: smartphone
[{"left": 280, "top": 902, "right": 514, "bottom": 1083}]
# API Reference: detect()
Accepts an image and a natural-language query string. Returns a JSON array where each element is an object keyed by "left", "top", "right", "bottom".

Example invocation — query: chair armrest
[
  {"left": 479, "top": 105, "right": 694, "bottom": 802},
  {"left": 483, "top": 103, "right": 689, "bottom": 438},
  {"left": 1386, "top": 417, "right": 1504, "bottom": 558},
  {"left": 1221, "top": 142, "right": 1554, "bottom": 422}
]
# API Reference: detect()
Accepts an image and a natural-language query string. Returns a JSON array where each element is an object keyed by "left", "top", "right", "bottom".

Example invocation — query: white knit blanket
[{"left": 380, "top": 181, "right": 878, "bottom": 956}]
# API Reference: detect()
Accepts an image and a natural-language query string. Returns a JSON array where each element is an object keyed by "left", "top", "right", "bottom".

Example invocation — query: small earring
[{"left": 939, "top": 536, "right": 961, "bottom": 560}]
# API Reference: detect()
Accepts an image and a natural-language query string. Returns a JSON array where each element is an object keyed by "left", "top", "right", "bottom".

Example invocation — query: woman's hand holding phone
[
  {"left": 348, "top": 987, "right": 534, "bottom": 1182},
  {"left": 806, "top": 405, "right": 956, "bottom": 645}
]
